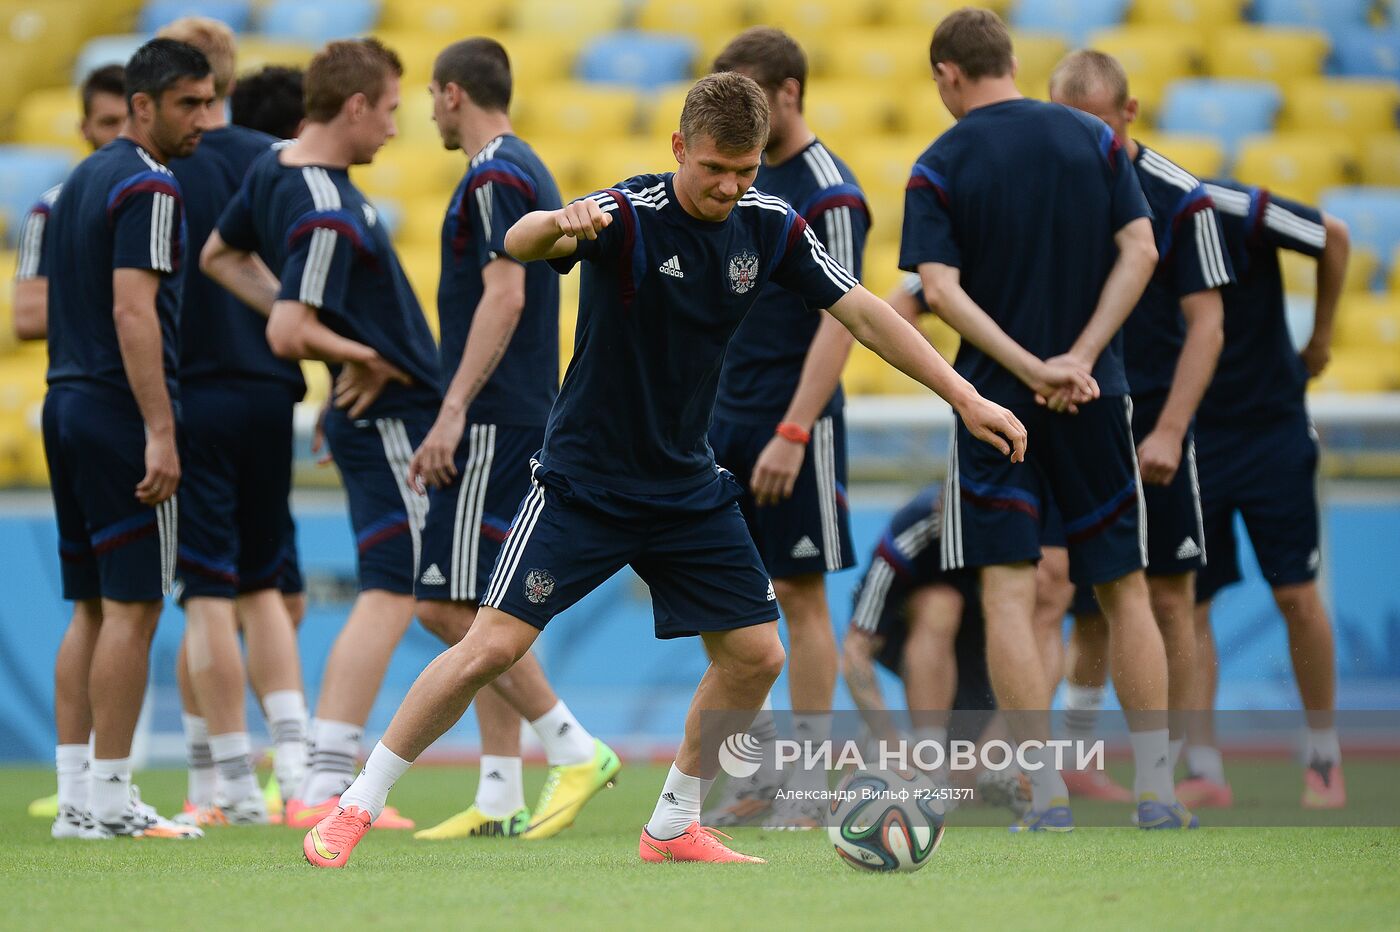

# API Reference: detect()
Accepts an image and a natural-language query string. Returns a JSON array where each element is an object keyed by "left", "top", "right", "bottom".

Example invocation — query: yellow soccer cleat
[
  {"left": 29, "top": 793, "right": 59, "bottom": 819},
  {"left": 414, "top": 805, "right": 530, "bottom": 840},
  {"left": 522, "top": 740, "right": 621, "bottom": 840}
]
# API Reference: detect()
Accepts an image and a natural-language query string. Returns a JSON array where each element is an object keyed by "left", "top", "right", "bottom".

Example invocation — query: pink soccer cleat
[
  {"left": 1175, "top": 776, "right": 1234, "bottom": 809},
  {"left": 638, "top": 822, "right": 766, "bottom": 864},
  {"left": 1063, "top": 768, "right": 1134, "bottom": 803},
  {"left": 1302, "top": 761, "right": 1346, "bottom": 809},
  {"left": 303, "top": 805, "right": 372, "bottom": 869}
]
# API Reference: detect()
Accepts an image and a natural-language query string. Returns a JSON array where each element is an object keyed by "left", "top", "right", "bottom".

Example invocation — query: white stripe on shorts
[
  {"left": 483, "top": 483, "right": 545, "bottom": 608},
  {"left": 812, "top": 416, "right": 842, "bottom": 572},
  {"left": 462, "top": 423, "right": 497, "bottom": 601},
  {"left": 449, "top": 425, "right": 479, "bottom": 601},
  {"left": 941, "top": 430, "right": 964, "bottom": 570},
  {"left": 1124, "top": 398, "right": 1149, "bottom": 567},
  {"left": 851, "top": 558, "right": 895, "bottom": 633},
  {"left": 377, "top": 418, "right": 423, "bottom": 578}
]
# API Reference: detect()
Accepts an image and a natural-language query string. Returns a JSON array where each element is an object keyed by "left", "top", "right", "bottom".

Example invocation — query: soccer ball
[{"left": 827, "top": 768, "right": 945, "bottom": 873}]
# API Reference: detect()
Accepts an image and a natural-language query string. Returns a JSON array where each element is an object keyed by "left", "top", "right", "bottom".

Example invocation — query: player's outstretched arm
[
  {"left": 410, "top": 258, "right": 527, "bottom": 492},
  {"left": 827, "top": 284, "right": 1026, "bottom": 462},
  {"left": 1301, "top": 213, "right": 1350, "bottom": 378},
  {"left": 112, "top": 268, "right": 179, "bottom": 505},
  {"left": 267, "top": 300, "right": 409, "bottom": 418},
  {"left": 1139, "top": 288, "right": 1224, "bottom": 486},
  {"left": 504, "top": 200, "right": 612, "bottom": 262},
  {"left": 200, "top": 229, "right": 280, "bottom": 317},
  {"left": 918, "top": 263, "right": 1099, "bottom": 411},
  {"left": 842, "top": 629, "right": 901, "bottom": 746},
  {"left": 11, "top": 277, "right": 46, "bottom": 340}
]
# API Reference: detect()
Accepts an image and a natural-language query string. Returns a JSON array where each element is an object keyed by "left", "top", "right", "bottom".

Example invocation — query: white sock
[
  {"left": 340, "top": 742, "right": 412, "bottom": 820},
  {"left": 209, "top": 732, "right": 261, "bottom": 804},
  {"left": 300, "top": 719, "right": 363, "bottom": 803},
  {"left": 1306, "top": 727, "right": 1341, "bottom": 767},
  {"left": 89, "top": 757, "right": 132, "bottom": 823},
  {"left": 1186, "top": 745, "right": 1225, "bottom": 784},
  {"left": 530, "top": 701, "right": 595, "bottom": 766},
  {"left": 474, "top": 755, "right": 526, "bottom": 817},
  {"left": 1063, "top": 683, "right": 1106, "bottom": 753},
  {"left": 789, "top": 713, "right": 832, "bottom": 791},
  {"left": 645, "top": 763, "right": 714, "bottom": 840},
  {"left": 56, "top": 744, "right": 90, "bottom": 812},
  {"left": 263, "top": 690, "right": 309, "bottom": 793},
  {"left": 1169, "top": 737, "right": 1185, "bottom": 773},
  {"left": 1021, "top": 743, "right": 1069, "bottom": 812},
  {"left": 750, "top": 693, "right": 778, "bottom": 743},
  {"left": 182, "top": 713, "right": 215, "bottom": 807},
  {"left": 1130, "top": 728, "right": 1175, "bottom": 802}
]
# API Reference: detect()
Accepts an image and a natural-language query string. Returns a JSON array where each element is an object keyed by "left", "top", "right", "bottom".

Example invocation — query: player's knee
[
  {"left": 772, "top": 576, "right": 825, "bottom": 624},
  {"left": 417, "top": 600, "right": 471, "bottom": 644},
  {"left": 451, "top": 630, "right": 524, "bottom": 688},
  {"left": 750, "top": 637, "right": 787, "bottom": 684},
  {"left": 1273, "top": 582, "right": 1325, "bottom": 627}
]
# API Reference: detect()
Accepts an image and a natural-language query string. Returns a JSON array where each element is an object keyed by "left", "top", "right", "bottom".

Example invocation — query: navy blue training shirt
[
  {"left": 439, "top": 134, "right": 560, "bottom": 427},
  {"left": 544, "top": 173, "right": 858, "bottom": 495},
  {"left": 217, "top": 146, "right": 441, "bottom": 418},
  {"left": 1121, "top": 144, "right": 1234, "bottom": 396},
  {"left": 43, "top": 138, "right": 186, "bottom": 400},
  {"left": 1198, "top": 179, "right": 1326, "bottom": 426},
  {"left": 714, "top": 139, "right": 869, "bottom": 425},
  {"left": 172, "top": 125, "right": 306, "bottom": 397},
  {"left": 899, "top": 98, "right": 1151, "bottom": 405}
]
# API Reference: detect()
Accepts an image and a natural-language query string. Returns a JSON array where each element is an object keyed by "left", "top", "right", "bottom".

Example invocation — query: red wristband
[{"left": 775, "top": 422, "right": 811, "bottom": 445}]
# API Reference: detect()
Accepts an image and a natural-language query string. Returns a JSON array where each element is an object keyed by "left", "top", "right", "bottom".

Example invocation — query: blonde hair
[
  {"left": 679, "top": 72, "right": 769, "bottom": 154},
  {"left": 1050, "top": 49, "right": 1130, "bottom": 108},
  {"left": 157, "top": 16, "right": 236, "bottom": 98}
]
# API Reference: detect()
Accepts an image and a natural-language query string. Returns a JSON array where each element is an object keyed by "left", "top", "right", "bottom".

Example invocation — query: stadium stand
[
  {"left": 1011, "top": 0, "right": 1133, "bottom": 47},
  {"left": 257, "top": 0, "right": 380, "bottom": 46},
  {"left": 1158, "top": 79, "right": 1282, "bottom": 154},
  {"left": 138, "top": 1, "right": 254, "bottom": 35},
  {"left": 577, "top": 32, "right": 697, "bottom": 88}
]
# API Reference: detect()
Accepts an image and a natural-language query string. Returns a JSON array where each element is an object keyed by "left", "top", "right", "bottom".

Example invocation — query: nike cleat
[
  {"left": 1137, "top": 797, "right": 1199, "bottom": 829},
  {"left": 1063, "top": 767, "right": 1134, "bottom": 803},
  {"left": 303, "top": 805, "right": 372, "bottom": 868},
  {"left": 196, "top": 795, "right": 270, "bottom": 827},
  {"left": 51, "top": 804, "right": 107, "bottom": 840},
  {"left": 1175, "top": 776, "right": 1234, "bottom": 809},
  {"left": 414, "top": 805, "right": 530, "bottom": 840},
  {"left": 638, "top": 822, "right": 765, "bottom": 863},
  {"left": 522, "top": 739, "right": 621, "bottom": 840},
  {"left": 263, "top": 773, "right": 284, "bottom": 824},
  {"left": 977, "top": 768, "right": 1033, "bottom": 818},
  {"left": 1302, "top": 760, "right": 1346, "bottom": 809},
  {"left": 1009, "top": 804, "right": 1074, "bottom": 833},
  {"left": 29, "top": 793, "right": 59, "bottom": 820},
  {"left": 287, "top": 795, "right": 414, "bottom": 830}
]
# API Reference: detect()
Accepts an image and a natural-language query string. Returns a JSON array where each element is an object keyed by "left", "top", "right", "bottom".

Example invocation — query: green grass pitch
[{"left": 1, "top": 763, "right": 1397, "bottom": 931}]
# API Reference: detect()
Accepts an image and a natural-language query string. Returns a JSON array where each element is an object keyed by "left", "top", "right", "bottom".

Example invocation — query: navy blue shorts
[
  {"left": 709, "top": 412, "right": 856, "bottom": 579},
  {"left": 176, "top": 380, "right": 298, "bottom": 600},
  {"left": 279, "top": 516, "right": 303, "bottom": 596},
  {"left": 1195, "top": 412, "right": 1320, "bottom": 602},
  {"left": 42, "top": 385, "right": 177, "bottom": 602},
  {"left": 415, "top": 422, "right": 543, "bottom": 603},
  {"left": 322, "top": 408, "right": 430, "bottom": 595},
  {"left": 481, "top": 464, "right": 779, "bottom": 638},
  {"left": 941, "top": 396, "right": 1145, "bottom": 588}
]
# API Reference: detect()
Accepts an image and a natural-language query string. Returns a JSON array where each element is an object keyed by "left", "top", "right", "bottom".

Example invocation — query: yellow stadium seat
[
  {"left": 1282, "top": 79, "right": 1400, "bottom": 147},
  {"left": 13, "top": 88, "right": 84, "bottom": 154},
  {"left": 524, "top": 136, "right": 590, "bottom": 199},
  {"left": 1234, "top": 133, "right": 1355, "bottom": 204},
  {"left": 1134, "top": 132, "right": 1227, "bottom": 177},
  {"left": 1130, "top": 0, "right": 1246, "bottom": 28},
  {"left": 390, "top": 194, "right": 449, "bottom": 253},
  {"left": 893, "top": 81, "right": 959, "bottom": 137},
  {"left": 1309, "top": 347, "right": 1400, "bottom": 393},
  {"left": 18, "top": 428, "right": 48, "bottom": 486},
  {"left": 1010, "top": 32, "right": 1071, "bottom": 97},
  {"left": 574, "top": 139, "right": 672, "bottom": 195},
  {"left": 879, "top": 0, "right": 978, "bottom": 30},
  {"left": 813, "top": 29, "right": 932, "bottom": 83},
  {"left": 235, "top": 38, "right": 317, "bottom": 73},
  {"left": 1363, "top": 136, "right": 1400, "bottom": 187},
  {"left": 509, "top": 0, "right": 626, "bottom": 37},
  {"left": 299, "top": 361, "right": 330, "bottom": 406},
  {"left": 1281, "top": 247, "right": 1378, "bottom": 296},
  {"left": 512, "top": 83, "right": 642, "bottom": 143},
  {"left": 635, "top": 0, "right": 750, "bottom": 37},
  {"left": 379, "top": 0, "right": 512, "bottom": 33},
  {"left": 841, "top": 135, "right": 931, "bottom": 247},
  {"left": 391, "top": 88, "right": 442, "bottom": 146},
  {"left": 498, "top": 35, "right": 587, "bottom": 87},
  {"left": 370, "top": 31, "right": 443, "bottom": 90},
  {"left": 0, "top": 1, "right": 89, "bottom": 86},
  {"left": 802, "top": 80, "right": 898, "bottom": 144},
  {"left": 1333, "top": 295, "right": 1400, "bottom": 349},
  {"left": 750, "top": 0, "right": 878, "bottom": 34},
  {"left": 1206, "top": 26, "right": 1328, "bottom": 83},
  {"left": 861, "top": 242, "right": 902, "bottom": 297},
  {"left": 638, "top": 83, "right": 692, "bottom": 137},
  {"left": 352, "top": 143, "right": 460, "bottom": 203},
  {"left": 1090, "top": 26, "right": 1204, "bottom": 81}
]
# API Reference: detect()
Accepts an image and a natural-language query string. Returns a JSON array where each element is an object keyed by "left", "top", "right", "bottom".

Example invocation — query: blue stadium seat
[
  {"left": 1332, "top": 28, "right": 1400, "bottom": 81},
  {"left": 258, "top": 0, "right": 380, "bottom": 46},
  {"left": 1010, "top": 0, "right": 1132, "bottom": 47},
  {"left": 1158, "top": 79, "right": 1282, "bottom": 155},
  {"left": 139, "top": 0, "right": 255, "bottom": 34},
  {"left": 0, "top": 146, "right": 75, "bottom": 248},
  {"left": 1320, "top": 187, "right": 1400, "bottom": 281},
  {"left": 1250, "top": 0, "right": 1370, "bottom": 38},
  {"left": 72, "top": 34, "right": 147, "bottom": 85},
  {"left": 577, "top": 32, "right": 697, "bottom": 88}
]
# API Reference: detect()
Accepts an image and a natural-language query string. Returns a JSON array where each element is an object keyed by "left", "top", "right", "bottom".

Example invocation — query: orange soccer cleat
[
  {"left": 303, "top": 806, "right": 372, "bottom": 869},
  {"left": 638, "top": 822, "right": 766, "bottom": 864},
  {"left": 1063, "top": 767, "right": 1134, "bottom": 803},
  {"left": 1301, "top": 761, "right": 1346, "bottom": 809},
  {"left": 287, "top": 795, "right": 415, "bottom": 830},
  {"left": 1175, "top": 776, "right": 1234, "bottom": 809}
]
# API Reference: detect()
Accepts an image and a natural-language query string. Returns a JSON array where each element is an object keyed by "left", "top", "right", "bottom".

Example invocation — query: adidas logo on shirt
[
  {"left": 659, "top": 255, "right": 683, "bottom": 278},
  {"left": 790, "top": 536, "right": 820, "bottom": 559},
  {"left": 420, "top": 563, "right": 447, "bottom": 586},
  {"left": 1175, "top": 537, "right": 1201, "bottom": 560}
]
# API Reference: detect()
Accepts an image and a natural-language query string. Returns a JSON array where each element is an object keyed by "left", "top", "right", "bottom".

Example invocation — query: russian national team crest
[
  {"left": 727, "top": 250, "right": 760, "bottom": 295},
  {"left": 524, "top": 569, "right": 556, "bottom": 604}
]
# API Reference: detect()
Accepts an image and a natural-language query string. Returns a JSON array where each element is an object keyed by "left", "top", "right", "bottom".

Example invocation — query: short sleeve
[
  {"left": 804, "top": 184, "right": 870, "bottom": 280},
  {"left": 545, "top": 189, "right": 628, "bottom": 275},
  {"left": 1259, "top": 191, "right": 1326, "bottom": 258},
  {"left": 466, "top": 158, "right": 537, "bottom": 266},
  {"left": 771, "top": 209, "right": 859, "bottom": 310},
  {"left": 108, "top": 171, "right": 184, "bottom": 275},
  {"left": 216, "top": 184, "right": 259, "bottom": 252},
  {"left": 15, "top": 200, "right": 52, "bottom": 280},
  {"left": 1169, "top": 191, "right": 1235, "bottom": 295},
  {"left": 1103, "top": 128, "right": 1152, "bottom": 232},
  {"left": 899, "top": 154, "right": 960, "bottom": 271},
  {"left": 278, "top": 208, "right": 359, "bottom": 311}
]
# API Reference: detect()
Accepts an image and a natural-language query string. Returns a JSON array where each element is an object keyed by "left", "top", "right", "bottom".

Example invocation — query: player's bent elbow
[
  {"left": 265, "top": 314, "right": 302, "bottom": 360},
  {"left": 1322, "top": 213, "right": 1350, "bottom": 252}
]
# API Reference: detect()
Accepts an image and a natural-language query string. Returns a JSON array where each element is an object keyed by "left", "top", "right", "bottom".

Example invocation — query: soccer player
[
  {"left": 230, "top": 65, "right": 305, "bottom": 140},
  {"left": 901, "top": 10, "right": 1193, "bottom": 830},
  {"left": 202, "top": 38, "right": 439, "bottom": 831},
  {"left": 1177, "top": 181, "right": 1350, "bottom": 809},
  {"left": 154, "top": 16, "right": 309, "bottom": 826},
  {"left": 407, "top": 37, "right": 616, "bottom": 842},
  {"left": 306, "top": 70, "right": 1027, "bottom": 869},
  {"left": 41, "top": 37, "right": 214, "bottom": 838},
  {"left": 703, "top": 27, "right": 868, "bottom": 829},
  {"left": 1046, "top": 49, "right": 1233, "bottom": 799}
]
